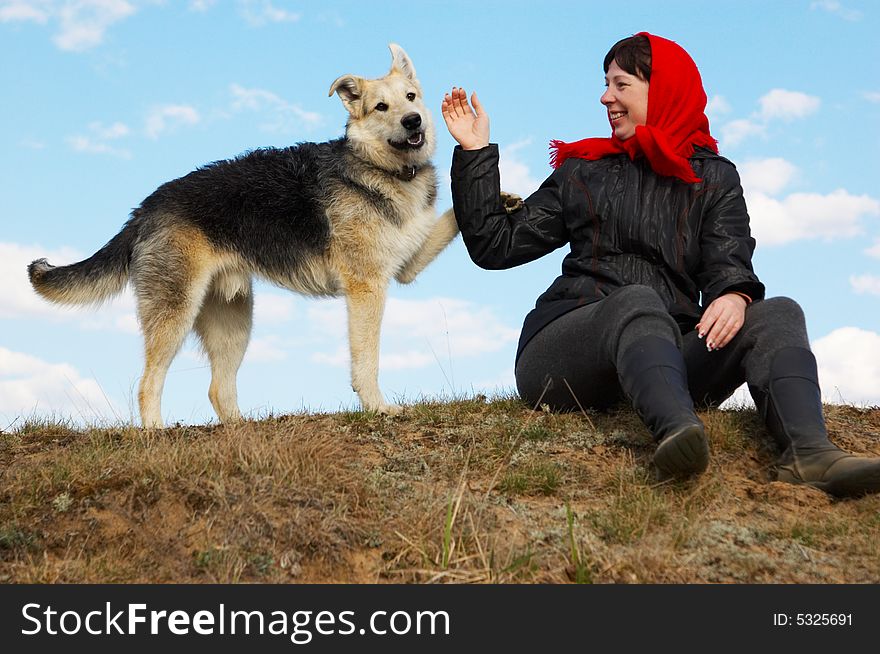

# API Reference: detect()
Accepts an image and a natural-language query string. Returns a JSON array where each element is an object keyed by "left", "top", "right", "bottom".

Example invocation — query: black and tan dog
[{"left": 28, "top": 44, "right": 460, "bottom": 428}]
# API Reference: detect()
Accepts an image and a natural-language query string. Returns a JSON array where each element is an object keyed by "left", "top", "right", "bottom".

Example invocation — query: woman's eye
[
  {"left": 406, "top": 92, "right": 416, "bottom": 101},
  {"left": 375, "top": 102, "right": 389, "bottom": 112}
]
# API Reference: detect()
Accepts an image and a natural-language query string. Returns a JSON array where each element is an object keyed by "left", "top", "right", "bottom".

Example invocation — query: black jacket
[{"left": 450, "top": 144, "right": 765, "bottom": 360}]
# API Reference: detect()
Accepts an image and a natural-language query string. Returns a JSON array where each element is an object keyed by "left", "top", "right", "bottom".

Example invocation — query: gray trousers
[{"left": 515, "top": 285, "right": 810, "bottom": 411}]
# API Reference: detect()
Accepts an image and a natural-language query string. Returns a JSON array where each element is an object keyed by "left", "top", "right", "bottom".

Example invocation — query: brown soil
[{"left": 1, "top": 399, "right": 879, "bottom": 583}]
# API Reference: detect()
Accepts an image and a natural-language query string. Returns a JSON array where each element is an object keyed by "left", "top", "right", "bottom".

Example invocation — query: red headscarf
[{"left": 549, "top": 33, "right": 717, "bottom": 184}]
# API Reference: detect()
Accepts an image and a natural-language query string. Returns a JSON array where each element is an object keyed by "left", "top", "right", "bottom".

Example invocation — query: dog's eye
[
  {"left": 375, "top": 102, "right": 389, "bottom": 112},
  {"left": 406, "top": 92, "right": 416, "bottom": 101}
]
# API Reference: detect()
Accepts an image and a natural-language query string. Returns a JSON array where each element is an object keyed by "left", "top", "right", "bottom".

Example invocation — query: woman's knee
[
  {"left": 601, "top": 285, "right": 674, "bottom": 328},
  {"left": 747, "top": 296, "right": 805, "bottom": 326},
  {"left": 738, "top": 296, "right": 810, "bottom": 353},
  {"left": 606, "top": 285, "right": 681, "bottom": 351}
]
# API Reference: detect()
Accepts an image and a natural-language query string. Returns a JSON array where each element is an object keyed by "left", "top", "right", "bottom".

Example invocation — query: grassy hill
[{"left": 2, "top": 397, "right": 879, "bottom": 583}]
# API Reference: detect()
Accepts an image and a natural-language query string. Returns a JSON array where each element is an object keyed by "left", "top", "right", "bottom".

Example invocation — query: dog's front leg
[
  {"left": 343, "top": 278, "right": 400, "bottom": 415},
  {"left": 395, "top": 208, "right": 459, "bottom": 285}
]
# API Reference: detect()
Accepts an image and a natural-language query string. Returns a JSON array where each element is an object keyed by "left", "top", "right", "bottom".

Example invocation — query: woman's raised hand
[{"left": 441, "top": 87, "right": 490, "bottom": 151}]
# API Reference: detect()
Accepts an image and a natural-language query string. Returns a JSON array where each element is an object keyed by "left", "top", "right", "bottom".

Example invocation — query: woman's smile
[{"left": 601, "top": 59, "right": 649, "bottom": 141}]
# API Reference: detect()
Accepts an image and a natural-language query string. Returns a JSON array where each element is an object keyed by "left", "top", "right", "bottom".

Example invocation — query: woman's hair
[{"left": 603, "top": 35, "right": 652, "bottom": 82}]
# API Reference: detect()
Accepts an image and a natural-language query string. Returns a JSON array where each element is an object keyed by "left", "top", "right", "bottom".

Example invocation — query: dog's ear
[
  {"left": 329, "top": 75, "right": 365, "bottom": 117},
  {"left": 388, "top": 43, "right": 417, "bottom": 80}
]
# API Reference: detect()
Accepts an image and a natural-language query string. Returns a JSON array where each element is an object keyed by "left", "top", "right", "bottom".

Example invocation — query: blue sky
[{"left": 2, "top": 0, "right": 879, "bottom": 426}]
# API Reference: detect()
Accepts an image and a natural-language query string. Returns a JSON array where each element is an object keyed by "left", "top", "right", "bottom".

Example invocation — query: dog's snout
[{"left": 400, "top": 112, "right": 422, "bottom": 130}]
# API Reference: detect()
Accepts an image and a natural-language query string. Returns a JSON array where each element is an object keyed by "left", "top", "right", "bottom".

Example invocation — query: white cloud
[
  {"left": 316, "top": 9, "right": 344, "bottom": 28},
  {"left": 380, "top": 350, "right": 436, "bottom": 370},
  {"left": 245, "top": 335, "right": 288, "bottom": 363},
  {"left": 863, "top": 91, "right": 880, "bottom": 104},
  {"left": 499, "top": 139, "right": 540, "bottom": 197},
  {"left": 747, "top": 189, "right": 879, "bottom": 246},
  {"left": 810, "top": 0, "right": 863, "bottom": 21},
  {"left": 311, "top": 344, "right": 347, "bottom": 367},
  {"left": 719, "top": 384, "right": 755, "bottom": 410},
  {"left": 238, "top": 0, "right": 299, "bottom": 27},
  {"left": 54, "top": 0, "right": 136, "bottom": 52},
  {"left": 66, "top": 119, "right": 131, "bottom": 158},
  {"left": 0, "top": 241, "right": 137, "bottom": 330},
  {"left": 739, "top": 157, "right": 798, "bottom": 196},
  {"left": 0, "top": 1, "right": 51, "bottom": 23},
  {"left": 307, "top": 297, "right": 519, "bottom": 371},
  {"left": 718, "top": 89, "right": 820, "bottom": 148},
  {"left": 67, "top": 135, "right": 130, "bottom": 158},
  {"left": 813, "top": 328, "right": 880, "bottom": 405},
  {"left": 723, "top": 328, "right": 880, "bottom": 409},
  {"left": 188, "top": 0, "right": 215, "bottom": 11},
  {"left": 0, "top": 346, "right": 120, "bottom": 423},
  {"left": 473, "top": 368, "right": 517, "bottom": 395},
  {"left": 758, "top": 89, "right": 821, "bottom": 122},
  {"left": 720, "top": 118, "right": 766, "bottom": 148},
  {"left": 91, "top": 120, "right": 129, "bottom": 139},
  {"left": 850, "top": 274, "right": 880, "bottom": 296},
  {"left": 1, "top": 241, "right": 84, "bottom": 320},
  {"left": 705, "top": 95, "right": 732, "bottom": 122},
  {"left": 383, "top": 297, "right": 519, "bottom": 357},
  {"left": 20, "top": 137, "right": 47, "bottom": 149},
  {"left": 145, "top": 104, "right": 201, "bottom": 139},
  {"left": 253, "top": 292, "right": 296, "bottom": 325},
  {"left": 229, "top": 83, "right": 323, "bottom": 134},
  {"left": 737, "top": 157, "right": 880, "bottom": 247},
  {"left": 865, "top": 240, "right": 880, "bottom": 259}
]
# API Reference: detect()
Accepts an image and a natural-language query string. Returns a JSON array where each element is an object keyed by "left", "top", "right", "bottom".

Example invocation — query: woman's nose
[{"left": 600, "top": 87, "right": 614, "bottom": 105}]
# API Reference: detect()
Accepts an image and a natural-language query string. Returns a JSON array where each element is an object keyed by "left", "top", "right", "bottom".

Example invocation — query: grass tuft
[{"left": 1, "top": 397, "right": 879, "bottom": 583}]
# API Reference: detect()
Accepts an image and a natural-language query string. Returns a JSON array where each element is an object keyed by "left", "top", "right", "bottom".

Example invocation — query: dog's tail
[{"left": 28, "top": 217, "right": 139, "bottom": 306}]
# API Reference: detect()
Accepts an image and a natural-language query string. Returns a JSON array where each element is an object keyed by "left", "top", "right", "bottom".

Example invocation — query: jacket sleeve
[
  {"left": 450, "top": 144, "right": 568, "bottom": 270},
  {"left": 695, "top": 161, "right": 766, "bottom": 307}
]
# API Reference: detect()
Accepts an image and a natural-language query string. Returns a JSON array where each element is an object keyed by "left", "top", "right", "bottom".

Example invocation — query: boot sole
[
  {"left": 653, "top": 424, "right": 709, "bottom": 478},
  {"left": 778, "top": 463, "right": 880, "bottom": 498}
]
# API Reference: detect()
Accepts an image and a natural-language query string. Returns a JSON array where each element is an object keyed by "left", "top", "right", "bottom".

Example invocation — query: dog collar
[{"left": 394, "top": 165, "right": 418, "bottom": 181}]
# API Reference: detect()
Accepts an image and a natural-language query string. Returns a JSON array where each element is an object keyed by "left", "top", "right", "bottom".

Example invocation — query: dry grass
[{"left": 1, "top": 397, "right": 879, "bottom": 583}]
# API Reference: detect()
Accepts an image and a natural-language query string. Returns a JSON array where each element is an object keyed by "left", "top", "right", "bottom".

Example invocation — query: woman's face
[{"left": 600, "top": 59, "right": 649, "bottom": 141}]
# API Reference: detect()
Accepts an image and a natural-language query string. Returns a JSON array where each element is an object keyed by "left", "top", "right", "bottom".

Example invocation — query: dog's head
[{"left": 329, "top": 44, "right": 435, "bottom": 171}]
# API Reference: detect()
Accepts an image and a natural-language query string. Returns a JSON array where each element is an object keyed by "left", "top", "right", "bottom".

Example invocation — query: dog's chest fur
[
  {"left": 368, "top": 168, "right": 439, "bottom": 268},
  {"left": 262, "top": 163, "right": 440, "bottom": 297}
]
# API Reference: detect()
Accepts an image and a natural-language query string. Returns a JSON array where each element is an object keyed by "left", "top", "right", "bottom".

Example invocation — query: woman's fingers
[
  {"left": 441, "top": 93, "right": 457, "bottom": 119},
  {"left": 442, "top": 87, "right": 480, "bottom": 121},
  {"left": 707, "top": 317, "right": 731, "bottom": 350},
  {"left": 716, "top": 315, "right": 744, "bottom": 349},
  {"left": 696, "top": 309, "right": 716, "bottom": 340},
  {"left": 471, "top": 91, "right": 484, "bottom": 116},
  {"left": 442, "top": 87, "right": 488, "bottom": 150},
  {"left": 701, "top": 309, "right": 743, "bottom": 350},
  {"left": 453, "top": 87, "right": 472, "bottom": 117}
]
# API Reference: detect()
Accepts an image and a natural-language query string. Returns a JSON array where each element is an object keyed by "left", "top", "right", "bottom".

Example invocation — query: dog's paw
[
  {"left": 500, "top": 191, "right": 523, "bottom": 214},
  {"left": 377, "top": 404, "right": 403, "bottom": 417}
]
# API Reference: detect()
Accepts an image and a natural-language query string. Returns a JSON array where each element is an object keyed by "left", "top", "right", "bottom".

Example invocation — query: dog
[{"left": 28, "top": 44, "right": 461, "bottom": 428}]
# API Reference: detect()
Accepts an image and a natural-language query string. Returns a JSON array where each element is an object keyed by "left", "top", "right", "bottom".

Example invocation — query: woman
[{"left": 442, "top": 32, "right": 880, "bottom": 497}]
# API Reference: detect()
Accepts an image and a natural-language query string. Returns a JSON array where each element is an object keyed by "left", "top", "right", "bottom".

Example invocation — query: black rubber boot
[
  {"left": 618, "top": 336, "right": 709, "bottom": 477},
  {"left": 750, "top": 347, "right": 880, "bottom": 498}
]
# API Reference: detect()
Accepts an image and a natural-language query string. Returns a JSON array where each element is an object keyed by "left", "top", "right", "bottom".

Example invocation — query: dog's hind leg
[
  {"left": 395, "top": 209, "right": 459, "bottom": 284},
  {"left": 137, "top": 291, "right": 207, "bottom": 429},
  {"left": 134, "top": 227, "right": 215, "bottom": 429},
  {"left": 342, "top": 276, "right": 399, "bottom": 414},
  {"left": 194, "top": 275, "right": 253, "bottom": 424}
]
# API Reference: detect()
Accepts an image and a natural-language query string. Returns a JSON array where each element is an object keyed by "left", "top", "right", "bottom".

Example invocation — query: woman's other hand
[
  {"left": 441, "top": 87, "right": 490, "bottom": 150},
  {"left": 696, "top": 293, "right": 748, "bottom": 351}
]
